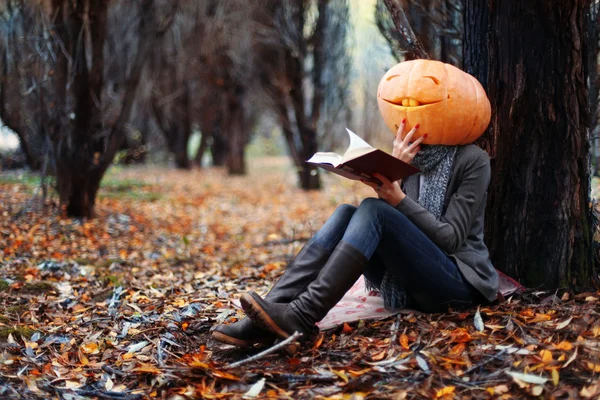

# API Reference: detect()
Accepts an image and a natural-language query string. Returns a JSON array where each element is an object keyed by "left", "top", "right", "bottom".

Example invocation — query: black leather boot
[
  {"left": 211, "top": 241, "right": 331, "bottom": 346},
  {"left": 240, "top": 241, "right": 368, "bottom": 351}
]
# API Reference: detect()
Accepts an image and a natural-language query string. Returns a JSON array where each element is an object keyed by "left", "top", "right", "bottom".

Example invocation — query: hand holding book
[{"left": 363, "top": 172, "right": 406, "bottom": 207}]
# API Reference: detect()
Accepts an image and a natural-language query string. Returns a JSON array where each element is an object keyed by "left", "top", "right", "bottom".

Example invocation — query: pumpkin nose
[{"left": 401, "top": 98, "right": 421, "bottom": 107}]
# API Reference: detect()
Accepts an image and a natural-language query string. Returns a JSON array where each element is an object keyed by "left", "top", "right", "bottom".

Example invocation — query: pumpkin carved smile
[
  {"left": 380, "top": 97, "right": 446, "bottom": 109},
  {"left": 377, "top": 60, "right": 491, "bottom": 145}
]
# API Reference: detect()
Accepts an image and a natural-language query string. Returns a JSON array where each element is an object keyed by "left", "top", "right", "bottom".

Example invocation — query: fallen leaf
[
  {"left": 555, "top": 317, "right": 573, "bottom": 330},
  {"left": 562, "top": 347, "right": 578, "bottom": 368},
  {"left": 370, "top": 350, "right": 386, "bottom": 361},
  {"left": 551, "top": 368, "right": 559, "bottom": 386},
  {"left": 449, "top": 328, "right": 472, "bottom": 343},
  {"left": 506, "top": 371, "right": 548, "bottom": 384},
  {"left": 528, "top": 313, "right": 552, "bottom": 323},
  {"left": 80, "top": 342, "right": 100, "bottom": 355},
  {"left": 132, "top": 363, "right": 161, "bottom": 374},
  {"left": 580, "top": 384, "right": 599, "bottom": 398},
  {"left": 539, "top": 349, "right": 553, "bottom": 363},
  {"left": 486, "top": 384, "right": 509, "bottom": 395},
  {"left": 211, "top": 370, "right": 241, "bottom": 381},
  {"left": 449, "top": 343, "right": 465, "bottom": 356},
  {"left": 399, "top": 333, "right": 409, "bottom": 350},
  {"left": 331, "top": 369, "right": 349, "bottom": 383},
  {"left": 553, "top": 341, "right": 572, "bottom": 351},
  {"left": 530, "top": 385, "right": 544, "bottom": 396},
  {"left": 416, "top": 354, "right": 430, "bottom": 373},
  {"left": 126, "top": 341, "right": 149, "bottom": 353},
  {"left": 242, "top": 378, "right": 265, "bottom": 399},
  {"left": 586, "top": 362, "right": 600, "bottom": 372},
  {"left": 435, "top": 386, "right": 455, "bottom": 398},
  {"left": 313, "top": 332, "right": 325, "bottom": 349},
  {"left": 347, "top": 368, "right": 371, "bottom": 377},
  {"left": 342, "top": 322, "right": 352, "bottom": 334},
  {"left": 474, "top": 307, "right": 484, "bottom": 332}
]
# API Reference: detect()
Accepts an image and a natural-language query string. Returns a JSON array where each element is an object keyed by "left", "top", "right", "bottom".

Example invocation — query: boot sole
[
  {"left": 211, "top": 330, "right": 272, "bottom": 348},
  {"left": 240, "top": 294, "right": 299, "bottom": 355}
]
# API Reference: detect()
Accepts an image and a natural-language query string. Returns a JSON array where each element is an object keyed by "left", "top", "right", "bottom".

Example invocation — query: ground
[{"left": 0, "top": 158, "right": 599, "bottom": 399}]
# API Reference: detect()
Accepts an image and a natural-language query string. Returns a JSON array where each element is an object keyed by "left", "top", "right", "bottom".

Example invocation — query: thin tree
[
  {"left": 254, "top": 0, "right": 352, "bottom": 190},
  {"left": 375, "top": 0, "right": 463, "bottom": 65},
  {"left": 157, "top": 0, "right": 255, "bottom": 174},
  {"left": 0, "top": 1, "right": 49, "bottom": 171}
]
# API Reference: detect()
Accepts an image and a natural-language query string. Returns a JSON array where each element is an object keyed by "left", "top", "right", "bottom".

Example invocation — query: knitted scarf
[
  {"left": 367, "top": 145, "right": 458, "bottom": 311},
  {"left": 412, "top": 145, "right": 458, "bottom": 220}
]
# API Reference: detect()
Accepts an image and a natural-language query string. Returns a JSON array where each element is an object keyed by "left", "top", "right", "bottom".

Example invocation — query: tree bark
[
  {"left": 225, "top": 86, "right": 247, "bottom": 175},
  {"left": 0, "top": 13, "right": 43, "bottom": 171},
  {"left": 210, "top": 128, "right": 228, "bottom": 167},
  {"left": 49, "top": 0, "right": 157, "bottom": 218},
  {"left": 52, "top": 0, "right": 107, "bottom": 218},
  {"left": 382, "top": 0, "right": 430, "bottom": 60},
  {"left": 287, "top": 27, "right": 321, "bottom": 190},
  {"left": 194, "top": 104, "right": 219, "bottom": 167},
  {"left": 464, "top": 0, "right": 596, "bottom": 289},
  {"left": 172, "top": 83, "right": 192, "bottom": 169},
  {"left": 587, "top": 3, "right": 600, "bottom": 175}
]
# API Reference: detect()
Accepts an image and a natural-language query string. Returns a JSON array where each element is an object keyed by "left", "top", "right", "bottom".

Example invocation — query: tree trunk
[
  {"left": 0, "top": 29, "right": 43, "bottom": 171},
  {"left": 194, "top": 100, "right": 221, "bottom": 167},
  {"left": 225, "top": 89, "right": 246, "bottom": 175},
  {"left": 52, "top": 0, "right": 107, "bottom": 219},
  {"left": 226, "top": 125, "right": 245, "bottom": 175},
  {"left": 299, "top": 162, "right": 321, "bottom": 190},
  {"left": 173, "top": 84, "right": 192, "bottom": 169},
  {"left": 587, "top": 3, "right": 600, "bottom": 175},
  {"left": 287, "top": 47, "right": 321, "bottom": 190},
  {"left": 297, "top": 126, "right": 320, "bottom": 190},
  {"left": 194, "top": 130, "right": 209, "bottom": 167},
  {"left": 56, "top": 164, "right": 101, "bottom": 217},
  {"left": 210, "top": 128, "right": 228, "bottom": 167},
  {"left": 464, "top": 0, "right": 596, "bottom": 289},
  {"left": 49, "top": 0, "right": 156, "bottom": 218}
]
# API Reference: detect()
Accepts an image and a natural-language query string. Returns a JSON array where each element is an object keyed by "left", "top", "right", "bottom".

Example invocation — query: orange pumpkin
[{"left": 377, "top": 59, "right": 491, "bottom": 145}]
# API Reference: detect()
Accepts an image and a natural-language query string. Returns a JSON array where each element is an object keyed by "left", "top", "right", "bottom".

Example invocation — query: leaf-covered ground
[{"left": 1, "top": 158, "right": 599, "bottom": 399}]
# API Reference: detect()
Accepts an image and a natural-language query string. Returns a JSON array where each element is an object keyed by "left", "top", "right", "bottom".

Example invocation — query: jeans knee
[
  {"left": 334, "top": 204, "right": 357, "bottom": 220},
  {"left": 358, "top": 197, "right": 385, "bottom": 215}
]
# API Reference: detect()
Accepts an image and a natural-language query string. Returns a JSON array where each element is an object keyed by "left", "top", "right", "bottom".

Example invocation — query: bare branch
[{"left": 381, "top": 0, "right": 430, "bottom": 60}]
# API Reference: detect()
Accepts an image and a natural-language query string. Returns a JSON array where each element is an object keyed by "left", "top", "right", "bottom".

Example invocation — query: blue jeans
[{"left": 312, "top": 198, "right": 480, "bottom": 312}]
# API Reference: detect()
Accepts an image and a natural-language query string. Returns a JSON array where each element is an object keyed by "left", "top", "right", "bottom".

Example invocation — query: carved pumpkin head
[{"left": 377, "top": 60, "right": 491, "bottom": 145}]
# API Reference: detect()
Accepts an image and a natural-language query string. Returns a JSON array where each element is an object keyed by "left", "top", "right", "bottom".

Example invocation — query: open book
[{"left": 307, "top": 128, "right": 420, "bottom": 184}]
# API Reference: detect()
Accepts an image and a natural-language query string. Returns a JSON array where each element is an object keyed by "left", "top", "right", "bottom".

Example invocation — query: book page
[
  {"left": 342, "top": 128, "right": 375, "bottom": 163},
  {"left": 306, "top": 152, "right": 343, "bottom": 167},
  {"left": 346, "top": 128, "right": 373, "bottom": 152}
]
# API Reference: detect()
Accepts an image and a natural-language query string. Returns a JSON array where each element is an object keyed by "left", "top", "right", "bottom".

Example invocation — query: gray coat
[{"left": 396, "top": 144, "right": 499, "bottom": 302}]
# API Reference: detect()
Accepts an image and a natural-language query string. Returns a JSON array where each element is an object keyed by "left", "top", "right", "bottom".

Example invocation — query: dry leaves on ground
[{"left": 0, "top": 158, "right": 599, "bottom": 399}]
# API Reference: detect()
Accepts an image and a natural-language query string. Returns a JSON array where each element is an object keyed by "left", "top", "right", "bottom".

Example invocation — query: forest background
[{"left": 1, "top": 0, "right": 600, "bottom": 398}]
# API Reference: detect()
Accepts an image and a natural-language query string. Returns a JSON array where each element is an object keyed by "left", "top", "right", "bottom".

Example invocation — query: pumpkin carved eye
[{"left": 424, "top": 76, "right": 440, "bottom": 85}]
